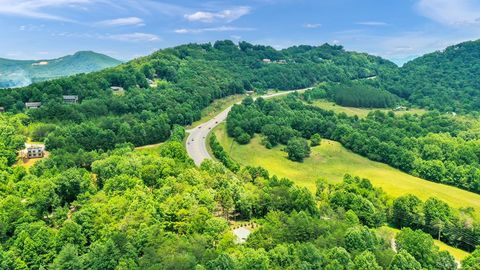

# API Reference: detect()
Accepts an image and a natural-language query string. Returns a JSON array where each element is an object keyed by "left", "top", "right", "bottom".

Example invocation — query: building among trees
[
  {"left": 63, "top": 95, "right": 79, "bottom": 104},
  {"left": 25, "top": 102, "right": 41, "bottom": 109},
  {"left": 21, "top": 143, "right": 45, "bottom": 159}
]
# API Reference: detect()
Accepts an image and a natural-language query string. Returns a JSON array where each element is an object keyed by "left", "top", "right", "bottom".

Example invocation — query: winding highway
[{"left": 186, "top": 88, "right": 312, "bottom": 166}]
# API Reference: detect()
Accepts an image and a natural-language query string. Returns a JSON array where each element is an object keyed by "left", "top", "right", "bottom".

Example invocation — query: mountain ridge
[{"left": 0, "top": 51, "right": 122, "bottom": 88}]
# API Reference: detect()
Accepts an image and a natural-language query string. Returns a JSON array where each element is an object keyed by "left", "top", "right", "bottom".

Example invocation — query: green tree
[
  {"left": 285, "top": 137, "right": 311, "bottom": 162},
  {"left": 344, "top": 226, "right": 378, "bottom": 253},
  {"left": 207, "top": 254, "right": 235, "bottom": 270},
  {"left": 392, "top": 195, "right": 424, "bottom": 229},
  {"left": 50, "top": 244, "right": 83, "bottom": 270},
  {"left": 310, "top": 133, "right": 322, "bottom": 146},
  {"left": 395, "top": 228, "right": 452, "bottom": 269},
  {"left": 237, "top": 133, "right": 251, "bottom": 145},
  {"left": 388, "top": 250, "right": 421, "bottom": 270},
  {"left": 352, "top": 251, "right": 382, "bottom": 270},
  {"left": 423, "top": 198, "right": 451, "bottom": 240},
  {"left": 462, "top": 247, "right": 480, "bottom": 270},
  {"left": 54, "top": 168, "right": 94, "bottom": 204}
]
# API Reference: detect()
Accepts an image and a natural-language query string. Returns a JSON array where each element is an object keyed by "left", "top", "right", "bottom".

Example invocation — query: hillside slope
[
  {"left": 380, "top": 39, "right": 480, "bottom": 112},
  {"left": 0, "top": 51, "right": 121, "bottom": 88}
]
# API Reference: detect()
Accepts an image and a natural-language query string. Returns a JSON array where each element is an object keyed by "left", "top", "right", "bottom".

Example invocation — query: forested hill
[
  {"left": 0, "top": 41, "right": 397, "bottom": 155},
  {"left": 0, "top": 51, "right": 121, "bottom": 88},
  {"left": 380, "top": 39, "right": 480, "bottom": 112}
]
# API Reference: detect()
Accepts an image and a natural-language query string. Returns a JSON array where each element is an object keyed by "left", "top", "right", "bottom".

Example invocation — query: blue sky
[{"left": 1, "top": 0, "right": 480, "bottom": 65}]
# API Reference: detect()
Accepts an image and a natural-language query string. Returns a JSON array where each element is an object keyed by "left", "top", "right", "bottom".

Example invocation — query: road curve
[{"left": 186, "top": 88, "right": 312, "bottom": 166}]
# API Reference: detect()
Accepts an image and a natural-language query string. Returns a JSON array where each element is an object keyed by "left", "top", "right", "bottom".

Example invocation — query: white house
[
  {"left": 233, "top": 227, "right": 251, "bottom": 244},
  {"left": 25, "top": 102, "right": 41, "bottom": 109},
  {"left": 21, "top": 143, "right": 45, "bottom": 159},
  {"left": 63, "top": 95, "right": 79, "bottom": 104}
]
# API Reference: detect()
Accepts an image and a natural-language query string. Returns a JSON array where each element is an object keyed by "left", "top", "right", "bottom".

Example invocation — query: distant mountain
[
  {"left": 380, "top": 39, "right": 480, "bottom": 112},
  {"left": 0, "top": 51, "right": 122, "bottom": 88}
]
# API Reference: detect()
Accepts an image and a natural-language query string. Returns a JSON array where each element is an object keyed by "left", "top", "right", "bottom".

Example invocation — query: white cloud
[
  {"left": 174, "top": 26, "right": 255, "bottom": 34},
  {"left": 184, "top": 6, "right": 250, "bottom": 23},
  {"left": 356, "top": 21, "right": 388, "bottom": 26},
  {"left": 0, "top": 0, "right": 93, "bottom": 21},
  {"left": 97, "top": 17, "right": 145, "bottom": 27},
  {"left": 106, "top": 32, "right": 160, "bottom": 42},
  {"left": 303, "top": 23, "right": 321, "bottom": 28},
  {"left": 416, "top": 0, "right": 480, "bottom": 26}
]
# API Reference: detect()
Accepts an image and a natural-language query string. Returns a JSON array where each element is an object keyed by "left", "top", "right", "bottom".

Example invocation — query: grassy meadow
[
  {"left": 213, "top": 123, "right": 480, "bottom": 216},
  {"left": 309, "top": 99, "right": 427, "bottom": 118}
]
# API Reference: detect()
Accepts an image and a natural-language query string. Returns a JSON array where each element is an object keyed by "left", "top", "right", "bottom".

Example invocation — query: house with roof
[
  {"left": 233, "top": 227, "right": 251, "bottom": 244},
  {"left": 21, "top": 143, "right": 45, "bottom": 159},
  {"left": 63, "top": 95, "right": 78, "bottom": 104},
  {"left": 25, "top": 102, "right": 41, "bottom": 109},
  {"left": 110, "top": 86, "right": 124, "bottom": 91},
  {"left": 0, "top": 107, "right": 4, "bottom": 113}
]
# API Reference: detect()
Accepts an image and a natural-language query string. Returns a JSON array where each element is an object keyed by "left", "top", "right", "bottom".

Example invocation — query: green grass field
[
  {"left": 134, "top": 143, "right": 164, "bottom": 155},
  {"left": 213, "top": 123, "right": 480, "bottom": 216},
  {"left": 310, "top": 99, "right": 427, "bottom": 118}
]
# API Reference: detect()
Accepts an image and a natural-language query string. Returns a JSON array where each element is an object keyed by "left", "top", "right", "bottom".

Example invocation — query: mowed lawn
[
  {"left": 214, "top": 123, "right": 480, "bottom": 215},
  {"left": 310, "top": 99, "right": 427, "bottom": 118}
]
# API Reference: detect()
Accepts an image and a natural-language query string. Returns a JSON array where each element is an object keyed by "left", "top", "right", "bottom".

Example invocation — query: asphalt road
[{"left": 186, "top": 88, "right": 312, "bottom": 166}]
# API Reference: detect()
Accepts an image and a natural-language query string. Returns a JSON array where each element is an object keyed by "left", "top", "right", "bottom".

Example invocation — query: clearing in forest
[{"left": 213, "top": 123, "right": 480, "bottom": 216}]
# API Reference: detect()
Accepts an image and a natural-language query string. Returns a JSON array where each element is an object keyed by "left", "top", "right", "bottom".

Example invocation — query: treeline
[
  {"left": 305, "top": 82, "right": 401, "bottom": 108},
  {"left": 2, "top": 138, "right": 479, "bottom": 269},
  {"left": 226, "top": 95, "right": 480, "bottom": 194},
  {"left": 392, "top": 194, "right": 480, "bottom": 251},
  {"left": 322, "top": 174, "right": 480, "bottom": 252},
  {"left": 44, "top": 112, "right": 170, "bottom": 151},
  {"left": 209, "top": 134, "right": 239, "bottom": 172}
]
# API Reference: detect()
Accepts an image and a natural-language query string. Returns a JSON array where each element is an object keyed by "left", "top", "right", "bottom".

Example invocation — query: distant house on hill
[
  {"left": 21, "top": 144, "right": 45, "bottom": 159},
  {"left": 147, "top": 79, "right": 157, "bottom": 88},
  {"left": 276, "top": 59, "right": 287, "bottom": 64},
  {"left": 110, "top": 86, "right": 124, "bottom": 91},
  {"left": 246, "top": 90, "right": 255, "bottom": 95},
  {"left": 63, "top": 95, "right": 78, "bottom": 104},
  {"left": 393, "top": 106, "right": 407, "bottom": 111},
  {"left": 0, "top": 107, "right": 4, "bottom": 113},
  {"left": 25, "top": 102, "right": 41, "bottom": 109},
  {"left": 262, "top": 58, "right": 271, "bottom": 63}
]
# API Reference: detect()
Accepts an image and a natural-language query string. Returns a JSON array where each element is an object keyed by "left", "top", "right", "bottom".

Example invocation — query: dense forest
[
  {"left": 304, "top": 81, "right": 401, "bottom": 108},
  {"left": 1, "top": 131, "right": 479, "bottom": 269},
  {"left": 2, "top": 40, "right": 480, "bottom": 269},
  {"left": 378, "top": 39, "right": 480, "bottom": 112},
  {"left": 0, "top": 41, "right": 396, "bottom": 156}
]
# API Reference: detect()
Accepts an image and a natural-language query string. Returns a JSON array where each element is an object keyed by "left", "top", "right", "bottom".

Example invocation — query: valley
[
  {"left": 2, "top": 40, "right": 480, "bottom": 269},
  {"left": 212, "top": 122, "right": 480, "bottom": 215}
]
